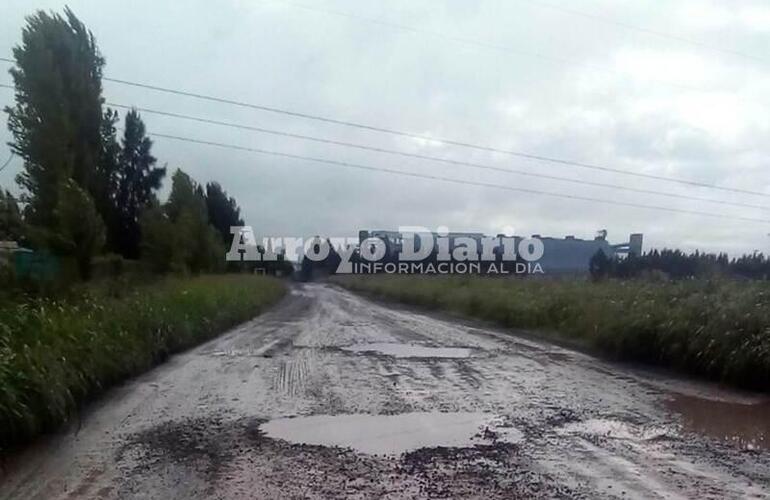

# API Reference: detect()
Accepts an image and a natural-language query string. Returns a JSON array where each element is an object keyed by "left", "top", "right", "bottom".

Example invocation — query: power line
[
  {"left": 517, "top": 0, "right": 767, "bottom": 66},
  {"left": 0, "top": 153, "right": 13, "bottom": 173},
  {"left": 0, "top": 85, "right": 16, "bottom": 173},
  {"left": 65, "top": 77, "right": 768, "bottom": 198},
  {"left": 140, "top": 129, "right": 770, "bottom": 224},
  {"left": 268, "top": 0, "right": 751, "bottom": 95},
  {"left": 4, "top": 87, "right": 763, "bottom": 211},
  {"left": 3, "top": 74, "right": 765, "bottom": 221},
  {"left": 2, "top": 70, "right": 767, "bottom": 199},
  {"left": 270, "top": 0, "right": 590, "bottom": 69},
  {"left": 3, "top": 83, "right": 761, "bottom": 210},
  {"left": 106, "top": 101, "right": 770, "bottom": 212}
]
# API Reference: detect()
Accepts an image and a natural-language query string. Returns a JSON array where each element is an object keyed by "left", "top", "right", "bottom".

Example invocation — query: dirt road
[{"left": 1, "top": 283, "right": 769, "bottom": 499}]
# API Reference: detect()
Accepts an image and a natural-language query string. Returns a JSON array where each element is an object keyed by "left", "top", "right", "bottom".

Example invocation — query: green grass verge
[
  {"left": 0, "top": 274, "right": 286, "bottom": 449},
  {"left": 333, "top": 275, "right": 770, "bottom": 391}
]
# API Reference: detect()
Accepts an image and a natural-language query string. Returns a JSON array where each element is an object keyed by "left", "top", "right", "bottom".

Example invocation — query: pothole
[
  {"left": 666, "top": 393, "right": 770, "bottom": 451},
  {"left": 341, "top": 342, "right": 473, "bottom": 359},
  {"left": 260, "top": 412, "right": 521, "bottom": 455},
  {"left": 557, "top": 418, "right": 674, "bottom": 442}
]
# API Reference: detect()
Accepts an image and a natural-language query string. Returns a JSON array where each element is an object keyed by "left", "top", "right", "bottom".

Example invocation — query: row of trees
[
  {"left": 1, "top": 8, "right": 244, "bottom": 279},
  {"left": 141, "top": 172, "right": 242, "bottom": 274},
  {"left": 590, "top": 248, "right": 770, "bottom": 281}
]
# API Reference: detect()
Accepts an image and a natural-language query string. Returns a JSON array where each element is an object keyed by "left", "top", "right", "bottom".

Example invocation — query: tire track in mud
[
  {"left": 273, "top": 349, "right": 318, "bottom": 397},
  {"left": 1, "top": 283, "right": 769, "bottom": 499}
]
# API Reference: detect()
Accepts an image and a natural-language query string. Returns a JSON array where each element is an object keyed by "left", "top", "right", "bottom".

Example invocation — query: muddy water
[
  {"left": 261, "top": 412, "right": 521, "bottom": 454},
  {"left": 557, "top": 418, "right": 675, "bottom": 442},
  {"left": 1, "top": 283, "right": 768, "bottom": 499},
  {"left": 666, "top": 393, "right": 770, "bottom": 450},
  {"left": 341, "top": 342, "right": 473, "bottom": 358}
]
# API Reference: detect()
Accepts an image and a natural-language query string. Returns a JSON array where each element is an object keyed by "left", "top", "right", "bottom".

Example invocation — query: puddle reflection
[
  {"left": 666, "top": 394, "right": 770, "bottom": 450},
  {"left": 260, "top": 412, "right": 520, "bottom": 455},
  {"left": 342, "top": 342, "right": 473, "bottom": 359}
]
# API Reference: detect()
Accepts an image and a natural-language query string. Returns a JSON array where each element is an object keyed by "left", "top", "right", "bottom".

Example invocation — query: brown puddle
[
  {"left": 666, "top": 394, "right": 770, "bottom": 450},
  {"left": 260, "top": 412, "right": 522, "bottom": 455},
  {"left": 341, "top": 343, "right": 473, "bottom": 359}
]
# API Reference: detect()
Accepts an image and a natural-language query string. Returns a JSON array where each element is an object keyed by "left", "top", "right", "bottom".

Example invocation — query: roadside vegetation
[
  {"left": 0, "top": 9, "right": 291, "bottom": 451},
  {"left": 0, "top": 274, "right": 286, "bottom": 449},
  {"left": 0, "top": 8, "right": 250, "bottom": 288},
  {"left": 334, "top": 275, "right": 770, "bottom": 391}
]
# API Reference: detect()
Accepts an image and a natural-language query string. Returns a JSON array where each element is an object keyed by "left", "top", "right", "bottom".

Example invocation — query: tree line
[
  {"left": 590, "top": 248, "right": 770, "bottom": 281},
  {"left": 0, "top": 8, "right": 244, "bottom": 280}
]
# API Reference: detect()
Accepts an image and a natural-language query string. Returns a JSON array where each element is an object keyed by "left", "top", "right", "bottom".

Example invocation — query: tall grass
[
  {"left": 0, "top": 274, "right": 286, "bottom": 449},
  {"left": 334, "top": 275, "right": 770, "bottom": 391}
]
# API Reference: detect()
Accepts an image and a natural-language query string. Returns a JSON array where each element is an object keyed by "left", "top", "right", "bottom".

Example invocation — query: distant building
[
  {"left": 534, "top": 232, "right": 642, "bottom": 274},
  {"left": 358, "top": 229, "right": 643, "bottom": 274}
]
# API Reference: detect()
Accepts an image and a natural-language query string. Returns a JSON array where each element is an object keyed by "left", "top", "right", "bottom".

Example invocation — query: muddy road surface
[{"left": 1, "top": 283, "right": 769, "bottom": 499}]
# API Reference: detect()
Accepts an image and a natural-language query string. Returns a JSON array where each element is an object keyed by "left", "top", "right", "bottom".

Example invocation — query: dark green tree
[
  {"left": 139, "top": 201, "right": 175, "bottom": 273},
  {"left": 205, "top": 182, "right": 244, "bottom": 246},
  {"left": 115, "top": 110, "right": 166, "bottom": 258},
  {"left": 165, "top": 169, "right": 198, "bottom": 222},
  {"left": 53, "top": 180, "right": 106, "bottom": 280},
  {"left": 5, "top": 8, "right": 106, "bottom": 229},
  {"left": 142, "top": 169, "right": 222, "bottom": 273},
  {"left": 0, "top": 190, "right": 24, "bottom": 241},
  {"left": 96, "top": 108, "right": 122, "bottom": 251},
  {"left": 589, "top": 248, "right": 612, "bottom": 281}
]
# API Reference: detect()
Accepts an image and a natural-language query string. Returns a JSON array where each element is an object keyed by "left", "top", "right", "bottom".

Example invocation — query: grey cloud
[{"left": 0, "top": 0, "right": 768, "bottom": 255}]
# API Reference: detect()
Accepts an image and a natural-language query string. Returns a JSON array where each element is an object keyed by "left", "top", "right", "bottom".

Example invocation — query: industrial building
[
  {"left": 534, "top": 232, "right": 643, "bottom": 273},
  {"left": 358, "top": 230, "right": 643, "bottom": 274}
]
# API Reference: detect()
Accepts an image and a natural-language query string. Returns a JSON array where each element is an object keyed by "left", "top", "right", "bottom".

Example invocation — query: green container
[{"left": 14, "top": 250, "right": 59, "bottom": 281}]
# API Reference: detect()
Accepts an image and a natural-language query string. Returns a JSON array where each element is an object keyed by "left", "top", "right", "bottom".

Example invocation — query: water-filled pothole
[
  {"left": 666, "top": 393, "right": 770, "bottom": 450},
  {"left": 342, "top": 342, "right": 473, "bottom": 359},
  {"left": 260, "top": 412, "right": 521, "bottom": 455},
  {"left": 557, "top": 418, "right": 673, "bottom": 442}
]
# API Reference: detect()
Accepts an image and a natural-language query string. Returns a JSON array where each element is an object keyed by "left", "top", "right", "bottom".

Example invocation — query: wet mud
[
  {"left": 1, "top": 283, "right": 768, "bottom": 499},
  {"left": 260, "top": 412, "right": 522, "bottom": 454},
  {"left": 665, "top": 393, "right": 770, "bottom": 451}
]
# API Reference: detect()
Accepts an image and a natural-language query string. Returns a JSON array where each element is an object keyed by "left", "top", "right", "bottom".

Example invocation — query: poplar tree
[
  {"left": 4, "top": 8, "right": 108, "bottom": 277},
  {"left": 114, "top": 110, "right": 166, "bottom": 258}
]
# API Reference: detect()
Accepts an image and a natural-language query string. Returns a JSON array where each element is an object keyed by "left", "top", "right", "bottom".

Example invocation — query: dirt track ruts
[{"left": 1, "top": 283, "right": 768, "bottom": 499}]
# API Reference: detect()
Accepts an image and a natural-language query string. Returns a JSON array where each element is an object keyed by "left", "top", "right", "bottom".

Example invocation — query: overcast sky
[{"left": 1, "top": 0, "right": 769, "bottom": 254}]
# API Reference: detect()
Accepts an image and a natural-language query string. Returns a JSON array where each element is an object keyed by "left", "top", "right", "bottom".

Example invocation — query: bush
[
  {"left": 91, "top": 253, "right": 145, "bottom": 281},
  {"left": 333, "top": 275, "right": 770, "bottom": 391},
  {"left": 0, "top": 274, "right": 286, "bottom": 449}
]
